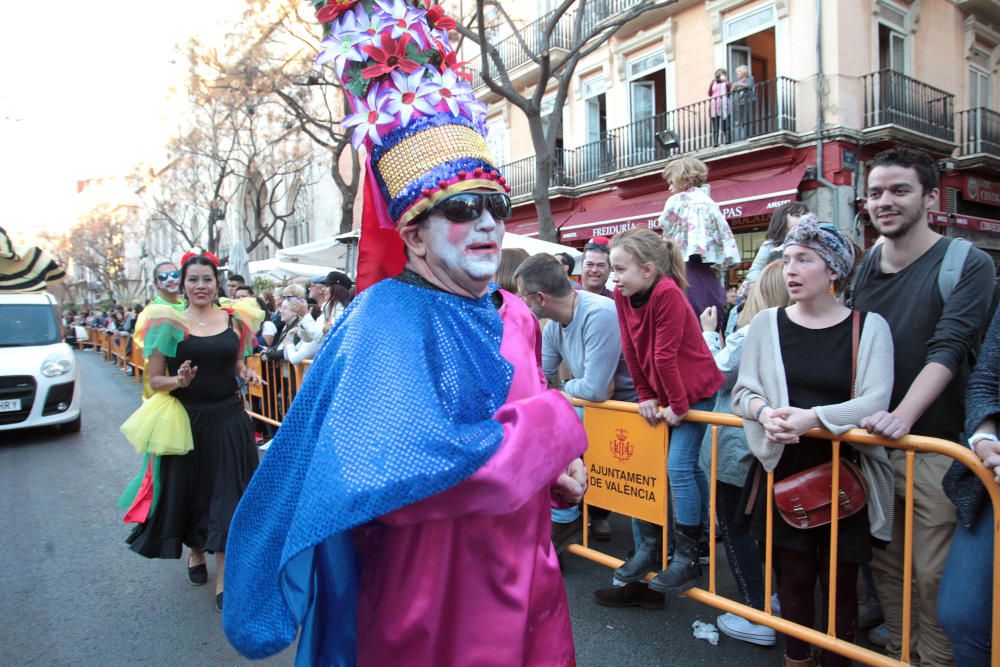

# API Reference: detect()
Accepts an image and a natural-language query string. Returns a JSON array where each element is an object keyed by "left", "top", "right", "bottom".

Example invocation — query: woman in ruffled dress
[{"left": 122, "top": 252, "right": 264, "bottom": 612}]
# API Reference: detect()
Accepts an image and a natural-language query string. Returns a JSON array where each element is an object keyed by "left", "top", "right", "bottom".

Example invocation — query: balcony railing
[
  {"left": 473, "top": 12, "right": 572, "bottom": 87},
  {"left": 578, "top": 0, "right": 650, "bottom": 36},
  {"left": 957, "top": 107, "right": 1000, "bottom": 158},
  {"left": 498, "top": 78, "right": 798, "bottom": 192},
  {"left": 862, "top": 69, "right": 955, "bottom": 142},
  {"left": 499, "top": 149, "right": 576, "bottom": 199}
]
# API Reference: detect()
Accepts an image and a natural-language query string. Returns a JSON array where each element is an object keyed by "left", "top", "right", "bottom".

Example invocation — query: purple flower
[
  {"left": 350, "top": 4, "right": 394, "bottom": 44},
  {"left": 341, "top": 87, "right": 395, "bottom": 149},
  {"left": 384, "top": 67, "right": 438, "bottom": 127},
  {"left": 316, "top": 12, "right": 367, "bottom": 77},
  {"left": 426, "top": 69, "right": 465, "bottom": 117},
  {"left": 375, "top": 0, "right": 427, "bottom": 43}
]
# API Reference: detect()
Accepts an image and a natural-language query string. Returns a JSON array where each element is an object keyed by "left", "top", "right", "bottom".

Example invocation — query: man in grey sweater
[{"left": 515, "top": 253, "right": 636, "bottom": 546}]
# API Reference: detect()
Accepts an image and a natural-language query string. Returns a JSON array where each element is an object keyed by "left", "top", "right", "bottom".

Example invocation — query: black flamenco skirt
[{"left": 127, "top": 395, "right": 258, "bottom": 559}]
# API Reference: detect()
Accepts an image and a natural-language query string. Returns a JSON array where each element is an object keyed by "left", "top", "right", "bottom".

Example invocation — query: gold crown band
[{"left": 377, "top": 124, "right": 496, "bottom": 198}]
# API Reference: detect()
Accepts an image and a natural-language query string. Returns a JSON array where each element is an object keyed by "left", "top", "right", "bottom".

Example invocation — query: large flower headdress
[{"left": 312, "top": 0, "right": 508, "bottom": 289}]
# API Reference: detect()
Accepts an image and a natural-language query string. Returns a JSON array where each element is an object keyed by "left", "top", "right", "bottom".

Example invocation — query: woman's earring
[{"left": 829, "top": 280, "right": 837, "bottom": 297}]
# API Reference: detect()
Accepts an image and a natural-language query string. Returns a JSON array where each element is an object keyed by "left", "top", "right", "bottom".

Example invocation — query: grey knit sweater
[{"left": 733, "top": 307, "right": 896, "bottom": 541}]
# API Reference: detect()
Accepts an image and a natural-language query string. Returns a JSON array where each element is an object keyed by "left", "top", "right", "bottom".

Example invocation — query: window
[
  {"left": 724, "top": 4, "right": 775, "bottom": 43},
  {"left": 485, "top": 117, "right": 510, "bottom": 166},
  {"left": 969, "top": 63, "right": 991, "bottom": 109}
]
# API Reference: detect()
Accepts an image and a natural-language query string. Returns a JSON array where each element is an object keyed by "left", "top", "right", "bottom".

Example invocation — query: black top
[
  {"left": 852, "top": 237, "right": 995, "bottom": 441},
  {"left": 775, "top": 308, "right": 856, "bottom": 478},
  {"left": 166, "top": 328, "right": 240, "bottom": 403}
]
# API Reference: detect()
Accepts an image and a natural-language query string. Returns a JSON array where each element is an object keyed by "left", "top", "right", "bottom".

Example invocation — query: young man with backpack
[{"left": 851, "top": 146, "right": 995, "bottom": 665}]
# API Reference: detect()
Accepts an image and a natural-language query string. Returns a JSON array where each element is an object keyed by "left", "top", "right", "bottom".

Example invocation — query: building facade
[{"left": 464, "top": 0, "right": 1000, "bottom": 279}]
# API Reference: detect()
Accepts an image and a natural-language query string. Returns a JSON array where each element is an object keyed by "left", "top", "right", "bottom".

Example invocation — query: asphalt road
[{"left": 1, "top": 350, "right": 782, "bottom": 666}]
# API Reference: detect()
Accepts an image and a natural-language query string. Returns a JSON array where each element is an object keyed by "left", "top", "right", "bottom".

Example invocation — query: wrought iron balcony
[
  {"left": 861, "top": 70, "right": 955, "bottom": 142},
  {"left": 578, "top": 0, "right": 652, "bottom": 36},
  {"left": 499, "top": 150, "right": 576, "bottom": 200},
  {"left": 472, "top": 12, "right": 572, "bottom": 89},
  {"left": 957, "top": 107, "right": 1000, "bottom": 158}
]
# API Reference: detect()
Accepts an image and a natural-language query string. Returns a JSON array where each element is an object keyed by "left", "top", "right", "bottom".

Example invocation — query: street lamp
[
  {"left": 655, "top": 129, "right": 681, "bottom": 152},
  {"left": 208, "top": 199, "right": 227, "bottom": 255}
]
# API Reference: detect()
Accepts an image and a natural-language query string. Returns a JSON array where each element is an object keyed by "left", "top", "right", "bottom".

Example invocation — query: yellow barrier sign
[{"left": 583, "top": 407, "right": 667, "bottom": 526}]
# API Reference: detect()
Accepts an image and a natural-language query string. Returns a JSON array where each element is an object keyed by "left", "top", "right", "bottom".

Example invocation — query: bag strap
[{"left": 938, "top": 237, "right": 972, "bottom": 302}]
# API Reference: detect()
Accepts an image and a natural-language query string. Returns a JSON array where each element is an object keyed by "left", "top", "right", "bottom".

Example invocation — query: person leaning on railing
[
  {"left": 698, "top": 259, "right": 791, "bottom": 648},
  {"left": 937, "top": 303, "right": 1000, "bottom": 666},
  {"left": 733, "top": 219, "right": 895, "bottom": 667}
]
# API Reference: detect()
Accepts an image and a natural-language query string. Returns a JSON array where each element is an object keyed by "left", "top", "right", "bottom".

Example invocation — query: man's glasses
[
  {"left": 433, "top": 192, "right": 512, "bottom": 222},
  {"left": 584, "top": 241, "right": 609, "bottom": 251},
  {"left": 157, "top": 270, "right": 181, "bottom": 281}
]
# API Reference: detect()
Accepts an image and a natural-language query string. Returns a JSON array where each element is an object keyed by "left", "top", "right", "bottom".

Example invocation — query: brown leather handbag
[{"left": 772, "top": 311, "right": 867, "bottom": 529}]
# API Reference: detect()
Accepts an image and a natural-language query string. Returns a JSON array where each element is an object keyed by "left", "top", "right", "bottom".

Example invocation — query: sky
[{"left": 0, "top": 0, "right": 250, "bottom": 242}]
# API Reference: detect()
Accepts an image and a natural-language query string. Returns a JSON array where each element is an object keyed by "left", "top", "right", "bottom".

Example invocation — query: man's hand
[
  {"left": 700, "top": 305, "right": 718, "bottom": 333},
  {"left": 861, "top": 410, "right": 912, "bottom": 440},
  {"left": 553, "top": 458, "right": 588, "bottom": 505},
  {"left": 972, "top": 438, "right": 1000, "bottom": 484},
  {"left": 638, "top": 399, "right": 660, "bottom": 427},
  {"left": 659, "top": 405, "right": 686, "bottom": 427}
]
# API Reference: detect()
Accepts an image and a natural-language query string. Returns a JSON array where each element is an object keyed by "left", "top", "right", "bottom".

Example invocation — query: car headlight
[{"left": 41, "top": 353, "right": 74, "bottom": 377}]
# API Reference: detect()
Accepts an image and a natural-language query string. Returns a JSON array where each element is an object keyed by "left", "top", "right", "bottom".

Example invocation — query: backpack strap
[{"left": 938, "top": 237, "right": 973, "bottom": 303}]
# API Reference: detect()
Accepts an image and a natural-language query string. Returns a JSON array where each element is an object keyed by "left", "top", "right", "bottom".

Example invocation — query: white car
[{"left": 0, "top": 292, "right": 82, "bottom": 433}]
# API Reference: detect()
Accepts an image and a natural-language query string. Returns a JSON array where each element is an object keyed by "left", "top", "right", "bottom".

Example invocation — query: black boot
[
  {"left": 613, "top": 520, "right": 661, "bottom": 583},
  {"left": 593, "top": 582, "right": 665, "bottom": 610},
  {"left": 648, "top": 524, "right": 702, "bottom": 595}
]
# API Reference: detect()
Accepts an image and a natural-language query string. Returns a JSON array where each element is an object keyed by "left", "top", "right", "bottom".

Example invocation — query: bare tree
[
  {"left": 458, "top": 0, "right": 675, "bottom": 241},
  {"left": 66, "top": 205, "right": 133, "bottom": 301}
]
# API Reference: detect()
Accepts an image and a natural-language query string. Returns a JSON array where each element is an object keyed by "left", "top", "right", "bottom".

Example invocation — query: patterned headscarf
[{"left": 782, "top": 215, "right": 855, "bottom": 280}]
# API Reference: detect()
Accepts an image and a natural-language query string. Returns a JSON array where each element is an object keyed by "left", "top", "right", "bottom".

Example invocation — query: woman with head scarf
[{"left": 733, "top": 219, "right": 896, "bottom": 666}]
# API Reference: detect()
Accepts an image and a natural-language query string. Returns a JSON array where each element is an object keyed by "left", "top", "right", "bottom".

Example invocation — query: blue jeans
[
  {"left": 668, "top": 396, "right": 715, "bottom": 526},
  {"left": 938, "top": 503, "right": 994, "bottom": 667}
]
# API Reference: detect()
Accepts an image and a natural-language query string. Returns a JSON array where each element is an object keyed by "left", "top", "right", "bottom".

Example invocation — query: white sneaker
[{"left": 716, "top": 612, "right": 777, "bottom": 647}]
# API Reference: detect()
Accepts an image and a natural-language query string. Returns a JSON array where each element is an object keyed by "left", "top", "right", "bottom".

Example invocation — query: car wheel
[{"left": 62, "top": 414, "right": 82, "bottom": 433}]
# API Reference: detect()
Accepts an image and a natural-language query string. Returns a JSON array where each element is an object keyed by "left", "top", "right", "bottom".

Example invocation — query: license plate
[{"left": 0, "top": 399, "right": 22, "bottom": 412}]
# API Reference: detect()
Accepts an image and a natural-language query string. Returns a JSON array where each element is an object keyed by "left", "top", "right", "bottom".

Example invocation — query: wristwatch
[{"left": 967, "top": 432, "right": 998, "bottom": 449}]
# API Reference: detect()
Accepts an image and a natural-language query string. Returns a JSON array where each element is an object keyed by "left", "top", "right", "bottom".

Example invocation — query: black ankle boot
[
  {"left": 614, "top": 520, "right": 661, "bottom": 583},
  {"left": 648, "top": 524, "right": 702, "bottom": 595}
]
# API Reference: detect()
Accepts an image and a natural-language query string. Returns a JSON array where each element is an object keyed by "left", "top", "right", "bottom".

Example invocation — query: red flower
[
  {"left": 426, "top": 4, "right": 457, "bottom": 31},
  {"left": 362, "top": 32, "right": 420, "bottom": 79},
  {"left": 316, "top": 0, "right": 360, "bottom": 23},
  {"left": 433, "top": 39, "right": 471, "bottom": 82}
]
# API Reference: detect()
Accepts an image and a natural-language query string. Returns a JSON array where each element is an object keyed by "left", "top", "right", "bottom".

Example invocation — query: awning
[
  {"left": 929, "top": 211, "right": 1000, "bottom": 235},
  {"left": 503, "top": 233, "right": 581, "bottom": 258},
  {"left": 506, "top": 209, "right": 575, "bottom": 237},
  {"left": 248, "top": 258, "right": 340, "bottom": 281},
  {"left": 276, "top": 236, "right": 352, "bottom": 268},
  {"left": 708, "top": 165, "right": 807, "bottom": 220},
  {"left": 558, "top": 198, "right": 664, "bottom": 243}
]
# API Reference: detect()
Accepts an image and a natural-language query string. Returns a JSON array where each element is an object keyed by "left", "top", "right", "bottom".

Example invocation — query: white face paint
[
  {"left": 423, "top": 205, "right": 504, "bottom": 287},
  {"left": 156, "top": 265, "right": 181, "bottom": 295}
]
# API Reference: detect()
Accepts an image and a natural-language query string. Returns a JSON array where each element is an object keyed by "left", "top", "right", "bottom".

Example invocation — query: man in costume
[
  {"left": 151, "top": 260, "right": 185, "bottom": 311},
  {"left": 222, "top": 2, "right": 589, "bottom": 665}
]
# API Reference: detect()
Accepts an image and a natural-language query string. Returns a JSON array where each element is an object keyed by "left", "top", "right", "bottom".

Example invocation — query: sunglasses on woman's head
[
  {"left": 157, "top": 270, "right": 181, "bottom": 281},
  {"left": 432, "top": 192, "right": 512, "bottom": 222}
]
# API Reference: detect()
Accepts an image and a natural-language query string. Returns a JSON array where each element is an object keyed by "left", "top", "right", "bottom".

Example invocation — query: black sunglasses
[
  {"left": 157, "top": 270, "right": 181, "bottom": 281},
  {"left": 433, "top": 192, "right": 512, "bottom": 222}
]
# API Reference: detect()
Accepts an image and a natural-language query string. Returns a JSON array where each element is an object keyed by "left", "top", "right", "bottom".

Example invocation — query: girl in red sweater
[{"left": 609, "top": 228, "right": 725, "bottom": 596}]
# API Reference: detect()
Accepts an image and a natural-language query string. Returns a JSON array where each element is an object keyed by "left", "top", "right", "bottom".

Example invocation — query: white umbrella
[{"left": 228, "top": 241, "right": 250, "bottom": 282}]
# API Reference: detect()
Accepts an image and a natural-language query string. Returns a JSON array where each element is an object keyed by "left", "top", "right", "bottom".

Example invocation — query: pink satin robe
[{"left": 351, "top": 291, "right": 587, "bottom": 666}]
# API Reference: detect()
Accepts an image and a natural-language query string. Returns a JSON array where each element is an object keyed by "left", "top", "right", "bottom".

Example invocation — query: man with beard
[
  {"left": 151, "top": 260, "right": 184, "bottom": 311},
  {"left": 851, "top": 146, "right": 994, "bottom": 666},
  {"left": 579, "top": 237, "right": 614, "bottom": 298},
  {"left": 221, "top": 3, "right": 588, "bottom": 664}
]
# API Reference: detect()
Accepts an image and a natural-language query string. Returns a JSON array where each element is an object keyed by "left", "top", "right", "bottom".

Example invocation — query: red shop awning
[
  {"left": 709, "top": 165, "right": 807, "bottom": 220},
  {"left": 929, "top": 211, "right": 1000, "bottom": 235},
  {"left": 506, "top": 209, "right": 575, "bottom": 237},
  {"left": 558, "top": 198, "right": 664, "bottom": 243}
]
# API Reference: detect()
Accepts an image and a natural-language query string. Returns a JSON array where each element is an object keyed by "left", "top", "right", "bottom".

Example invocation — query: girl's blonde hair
[
  {"left": 662, "top": 156, "right": 709, "bottom": 191},
  {"left": 738, "top": 260, "right": 791, "bottom": 328},
  {"left": 611, "top": 228, "right": 688, "bottom": 291},
  {"left": 281, "top": 284, "right": 306, "bottom": 298}
]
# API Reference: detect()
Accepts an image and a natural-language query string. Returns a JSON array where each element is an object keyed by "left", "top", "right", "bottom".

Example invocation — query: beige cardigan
[{"left": 732, "top": 308, "right": 895, "bottom": 541}]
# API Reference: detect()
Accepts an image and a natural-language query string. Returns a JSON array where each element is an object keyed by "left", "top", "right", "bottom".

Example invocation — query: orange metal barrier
[
  {"left": 568, "top": 399, "right": 1000, "bottom": 667},
  {"left": 242, "top": 355, "right": 302, "bottom": 427}
]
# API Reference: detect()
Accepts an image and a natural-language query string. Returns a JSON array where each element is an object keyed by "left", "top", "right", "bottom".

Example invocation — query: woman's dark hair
[
  {"left": 329, "top": 284, "right": 352, "bottom": 309},
  {"left": 180, "top": 254, "right": 220, "bottom": 302},
  {"left": 765, "top": 202, "right": 811, "bottom": 243}
]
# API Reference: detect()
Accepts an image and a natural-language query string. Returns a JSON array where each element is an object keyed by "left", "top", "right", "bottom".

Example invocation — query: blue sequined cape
[{"left": 223, "top": 276, "right": 514, "bottom": 665}]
